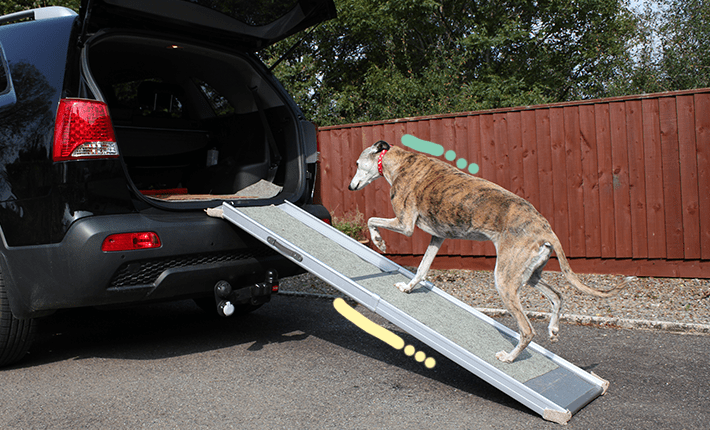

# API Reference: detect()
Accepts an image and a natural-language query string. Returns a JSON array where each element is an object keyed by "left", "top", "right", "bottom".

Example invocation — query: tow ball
[
  {"left": 214, "top": 281, "right": 235, "bottom": 317},
  {"left": 213, "top": 270, "right": 279, "bottom": 317}
]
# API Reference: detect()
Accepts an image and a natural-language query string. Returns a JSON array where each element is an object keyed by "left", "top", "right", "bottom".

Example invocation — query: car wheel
[{"left": 0, "top": 269, "right": 37, "bottom": 367}]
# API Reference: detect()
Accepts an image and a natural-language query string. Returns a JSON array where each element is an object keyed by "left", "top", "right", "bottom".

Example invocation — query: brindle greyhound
[{"left": 348, "top": 140, "right": 634, "bottom": 363}]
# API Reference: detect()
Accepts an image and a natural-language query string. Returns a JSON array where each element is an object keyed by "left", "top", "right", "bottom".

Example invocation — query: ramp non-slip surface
[
  {"left": 223, "top": 202, "right": 608, "bottom": 424},
  {"left": 240, "top": 204, "right": 557, "bottom": 382}
]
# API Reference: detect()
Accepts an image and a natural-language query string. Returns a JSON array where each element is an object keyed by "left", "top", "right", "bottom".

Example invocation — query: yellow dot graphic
[{"left": 333, "top": 298, "right": 435, "bottom": 369}]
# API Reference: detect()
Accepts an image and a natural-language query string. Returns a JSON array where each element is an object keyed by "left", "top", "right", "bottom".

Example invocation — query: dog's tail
[{"left": 547, "top": 235, "right": 635, "bottom": 298}]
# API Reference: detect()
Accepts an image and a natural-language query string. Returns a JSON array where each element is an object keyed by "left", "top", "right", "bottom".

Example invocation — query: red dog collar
[{"left": 377, "top": 149, "right": 388, "bottom": 176}]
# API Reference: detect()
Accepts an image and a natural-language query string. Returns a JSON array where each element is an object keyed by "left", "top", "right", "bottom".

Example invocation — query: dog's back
[{"left": 385, "top": 147, "right": 551, "bottom": 242}]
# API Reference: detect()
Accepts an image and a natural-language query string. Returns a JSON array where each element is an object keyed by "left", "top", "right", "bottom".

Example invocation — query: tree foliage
[
  {"left": 3, "top": 0, "right": 708, "bottom": 126},
  {"left": 656, "top": 0, "right": 710, "bottom": 91},
  {"left": 262, "top": 0, "right": 637, "bottom": 125}
]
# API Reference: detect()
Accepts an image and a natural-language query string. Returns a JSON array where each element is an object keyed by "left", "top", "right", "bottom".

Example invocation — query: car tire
[{"left": 0, "top": 269, "right": 37, "bottom": 368}]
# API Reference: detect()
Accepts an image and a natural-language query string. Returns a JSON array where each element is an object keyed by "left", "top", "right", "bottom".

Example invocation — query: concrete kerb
[
  {"left": 477, "top": 307, "right": 710, "bottom": 335},
  {"left": 279, "top": 291, "right": 710, "bottom": 335}
]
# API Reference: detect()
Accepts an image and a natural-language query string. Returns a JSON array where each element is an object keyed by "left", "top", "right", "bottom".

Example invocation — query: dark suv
[{"left": 0, "top": 0, "right": 335, "bottom": 367}]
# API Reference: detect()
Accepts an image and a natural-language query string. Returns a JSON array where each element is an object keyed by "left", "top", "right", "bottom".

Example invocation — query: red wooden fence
[{"left": 316, "top": 88, "right": 710, "bottom": 278}]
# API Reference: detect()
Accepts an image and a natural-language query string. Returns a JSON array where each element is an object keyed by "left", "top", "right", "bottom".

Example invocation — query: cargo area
[{"left": 86, "top": 34, "right": 301, "bottom": 202}]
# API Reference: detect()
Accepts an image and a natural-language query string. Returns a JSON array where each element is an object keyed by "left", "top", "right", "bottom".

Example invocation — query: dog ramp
[{"left": 217, "top": 201, "right": 608, "bottom": 425}]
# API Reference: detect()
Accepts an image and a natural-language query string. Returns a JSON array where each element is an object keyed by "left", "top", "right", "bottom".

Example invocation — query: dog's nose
[{"left": 347, "top": 184, "right": 355, "bottom": 191}]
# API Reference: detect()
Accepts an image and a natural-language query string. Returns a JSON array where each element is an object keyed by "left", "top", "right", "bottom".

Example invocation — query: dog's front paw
[
  {"left": 373, "top": 237, "right": 387, "bottom": 253},
  {"left": 495, "top": 350, "right": 515, "bottom": 363},
  {"left": 396, "top": 282, "right": 413, "bottom": 293},
  {"left": 368, "top": 226, "right": 387, "bottom": 252}
]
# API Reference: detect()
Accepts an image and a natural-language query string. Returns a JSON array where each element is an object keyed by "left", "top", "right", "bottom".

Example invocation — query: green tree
[
  {"left": 262, "top": 0, "right": 637, "bottom": 125},
  {"left": 608, "top": 0, "right": 710, "bottom": 95},
  {"left": 658, "top": 0, "right": 710, "bottom": 90}
]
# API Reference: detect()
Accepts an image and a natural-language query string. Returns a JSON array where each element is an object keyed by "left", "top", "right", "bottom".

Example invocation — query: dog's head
[{"left": 348, "top": 140, "right": 391, "bottom": 191}]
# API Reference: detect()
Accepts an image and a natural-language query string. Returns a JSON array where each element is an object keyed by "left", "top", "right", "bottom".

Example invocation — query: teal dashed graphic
[
  {"left": 401, "top": 134, "right": 479, "bottom": 175},
  {"left": 401, "top": 134, "right": 445, "bottom": 156}
]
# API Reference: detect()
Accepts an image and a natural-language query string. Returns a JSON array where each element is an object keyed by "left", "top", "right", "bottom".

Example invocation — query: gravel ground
[{"left": 280, "top": 268, "right": 710, "bottom": 332}]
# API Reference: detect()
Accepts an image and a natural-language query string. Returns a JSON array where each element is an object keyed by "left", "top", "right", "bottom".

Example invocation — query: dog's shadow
[{"left": 406, "top": 284, "right": 537, "bottom": 363}]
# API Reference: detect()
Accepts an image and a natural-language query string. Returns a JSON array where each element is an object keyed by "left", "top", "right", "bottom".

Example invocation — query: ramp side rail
[{"left": 219, "top": 201, "right": 609, "bottom": 424}]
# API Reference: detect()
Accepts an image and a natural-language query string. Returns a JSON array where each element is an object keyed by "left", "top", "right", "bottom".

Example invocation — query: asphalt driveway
[{"left": 0, "top": 295, "right": 707, "bottom": 429}]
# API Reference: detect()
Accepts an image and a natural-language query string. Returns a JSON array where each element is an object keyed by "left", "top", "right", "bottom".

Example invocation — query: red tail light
[
  {"left": 102, "top": 232, "right": 161, "bottom": 252},
  {"left": 53, "top": 98, "right": 119, "bottom": 162}
]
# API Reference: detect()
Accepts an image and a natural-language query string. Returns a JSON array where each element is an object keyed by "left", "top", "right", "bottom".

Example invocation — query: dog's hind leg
[
  {"left": 526, "top": 244, "right": 562, "bottom": 341},
  {"left": 494, "top": 264, "right": 535, "bottom": 363},
  {"left": 397, "top": 236, "right": 445, "bottom": 293},
  {"left": 494, "top": 242, "right": 551, "bottom": 363},
  {"left": 529, "top": 273, "right": 562, "bottom": 342}
]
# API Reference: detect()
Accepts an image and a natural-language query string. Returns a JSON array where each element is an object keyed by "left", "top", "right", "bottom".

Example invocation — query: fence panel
[
  {"left": 696, "top": 94, "right": 710, "bottom": 260},
  {"left": 317, "top": 89, "right": 710, "bottom": 278},
  {"left": 658, "top": 97, "right": 684, "bottom": 260},
  {"left": 676, "top": 95, "right": 700, "bottom": 259}
]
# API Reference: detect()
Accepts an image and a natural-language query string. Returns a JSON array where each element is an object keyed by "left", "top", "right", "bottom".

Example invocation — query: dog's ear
[{"left": 373, "top": 140, "right": 391, "bottom": 153}]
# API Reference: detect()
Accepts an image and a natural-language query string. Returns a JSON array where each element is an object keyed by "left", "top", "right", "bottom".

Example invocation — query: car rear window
[
  {"left": 0, "top": 42, "right": 16, "bottom": 113},
  {"left": 112, "top": 78, "right": 185, "bottom": 118},
  {"left": 194, "top": 78, "right": 235, "bottom": 117},
  {"left": 0, "top": 44, "right": 9, "bottom": 95}
]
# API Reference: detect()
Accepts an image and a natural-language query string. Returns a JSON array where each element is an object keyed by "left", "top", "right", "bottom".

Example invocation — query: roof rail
[{"left": 0, "top": 6, "right": 76, "bottom": 26}]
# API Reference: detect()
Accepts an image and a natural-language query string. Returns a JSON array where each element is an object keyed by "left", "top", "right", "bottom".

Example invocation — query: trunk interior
[{"left": 85, "top": 34, "right": 303, "bottom": 203}]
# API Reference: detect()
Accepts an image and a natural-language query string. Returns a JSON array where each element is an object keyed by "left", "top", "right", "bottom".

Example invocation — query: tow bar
[{"left": 213, "top": 270, "right": 278, "bottom": 317}]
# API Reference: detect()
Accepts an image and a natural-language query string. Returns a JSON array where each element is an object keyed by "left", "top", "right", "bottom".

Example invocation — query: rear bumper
[{"left": 0, "top": 208, "right": 318, "bottom": 319}]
